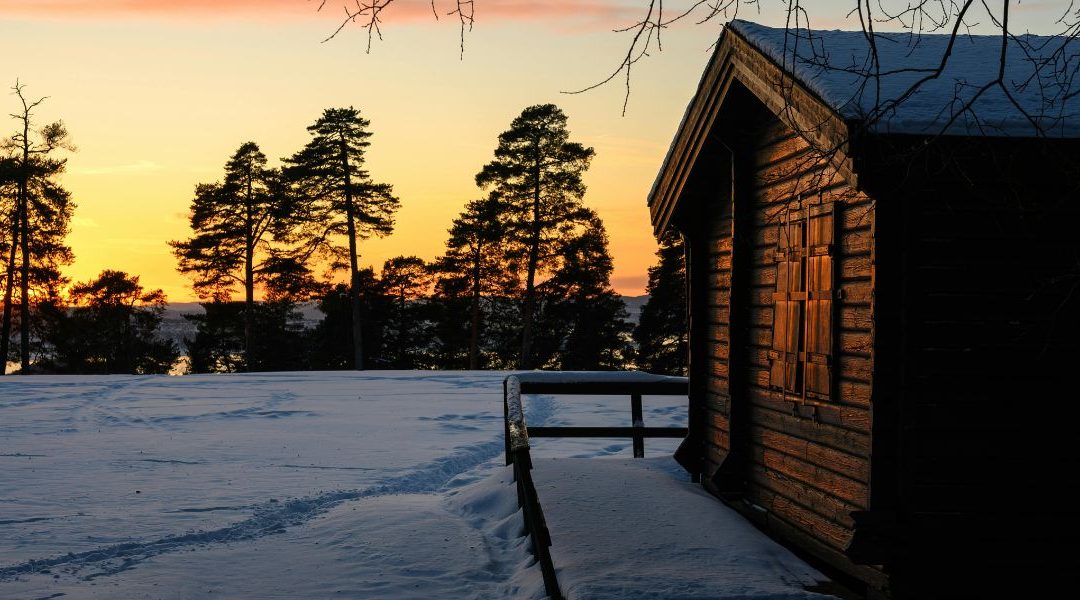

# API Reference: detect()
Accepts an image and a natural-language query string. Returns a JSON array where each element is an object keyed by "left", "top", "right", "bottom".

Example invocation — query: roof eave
[
  {"left": 648, "top": 24, "right": 857, "bottom": 236},
  {"left": 647, "top": 29, "right": 738, "bottom": 237}
]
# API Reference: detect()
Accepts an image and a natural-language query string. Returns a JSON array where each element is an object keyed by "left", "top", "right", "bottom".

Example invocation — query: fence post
[
  {"left": 504, "top": 378, "right": 512, "bottom": 466},
  {"left": 631, "top": 393, "right": 644, "bottom": 458}
]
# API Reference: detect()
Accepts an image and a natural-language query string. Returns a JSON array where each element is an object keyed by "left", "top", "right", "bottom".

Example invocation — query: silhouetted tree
[
  {"left": 634, "top": 231, "right": 687, "bottom": 375},
  {"left": 284, "top": 107, "right": 399, "bottom": 370},
  {"left": 245, "top": 301, "right": 311, "bottom": 372},
  {"left": 309, "top": 284, "right": 353, "bottom": 370},
  {"left": 535, "top": 213, "right": 632, "bottom": 370},
  {"left": 475, "top": 103, "right": 594, "bottom": 368},
  {"left": 170, "top": 142, "right": 315, "bottom": 366},
  {"left": 37, "top": 270, "right": 178, "bottom": 374},
  {"left": 0, "top": 156, "right": 17, "bottom": 371},
  {"left": 378, "top": 255, "right": 434, "bottom": 368},
  {"left": 308, "top": 272, "right": 392, "bottom": 369},
  {"left": 2, "top": 81, "right": 74, "bottom": 373},
  {"left": 183, "top": 302, "right": 245, "bottom": 374},
  {"left": 184, "top": 300, "right": 308, "bottom": 373},
  {"left": 0, "top": 164, "right": 15, "bottom": 281},
  {"left": 426, "top": 295, "right": 472, "bottom": 369},
  {"left": 19, "top": 178, "right": 74, "bottom": 365},
  {"left": 432, "top": 193, "right": 515, "bottom": 368},
  {"left": 381, "top": 256, "right": 430, "bottom": 310},
  {"left": 482, "top": 296, "right": 526, "bottom": 369}
]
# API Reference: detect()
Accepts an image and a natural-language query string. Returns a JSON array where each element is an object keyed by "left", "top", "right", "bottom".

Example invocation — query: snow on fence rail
[
  {"left": 501, "top": 371, "right": 690, "bottom": 599},
  {"left": 503, "top": 371, "right": 689, "bottom": 463}
]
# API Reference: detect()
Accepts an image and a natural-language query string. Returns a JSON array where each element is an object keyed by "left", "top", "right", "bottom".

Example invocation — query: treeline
[
  {"left": 182, "top": 228, "right": 688, "bottom": 374},
  {"left": 1, "top": 87, "right": 688, "bottom": 375}
]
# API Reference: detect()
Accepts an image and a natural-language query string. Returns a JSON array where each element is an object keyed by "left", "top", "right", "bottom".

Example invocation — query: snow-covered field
[{"left": 1, "top": 371, "right": 830, "bottom": 598}]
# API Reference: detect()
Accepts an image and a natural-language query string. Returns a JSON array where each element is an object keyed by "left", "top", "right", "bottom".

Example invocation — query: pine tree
[
  {"left": 536, "top": 212, "right": 632, "bottom": 370},
  {"left": 170, "top": 142, "right": 313, "bottom": 368},
  {"left": 432, "top": 194, "right": 515, "bottom": 369},
  {"left": 308, "top": 284, "right": 354, "bottom": 371},
  {"left": 0, "top": 155, "right": 18, "bottom": 371},
  {"left": 2, "top": 82, "right": 75, "bottom": 373},
  {"left": 308, "top": 273, "right": 392, "bottom": 370},
  {"left": 243, "top": 301, "right": 310, "bottom": 372},
  {"left": 378, "top": 256, "right": 434, "bottom": 368},
  {"left": 633, "top": 231, "right": 688, "bottom": 375},
  {"left": 7, "top": 166, "right": 75, "bottom": 371},
  {"left": 475, "top": 104, "right": 594, "bottom": 368},
  {"left": 183, "top": 300, "right": 308, "bottom": 373},
  {"left": 37, "top": 270, "right": 178, "bottom": 374},
  {"left": 284, "top": 107, "right": 399, "bottom": 370},
  {"left": 183, "top": 302, "right": 245, "bottom": 374}
]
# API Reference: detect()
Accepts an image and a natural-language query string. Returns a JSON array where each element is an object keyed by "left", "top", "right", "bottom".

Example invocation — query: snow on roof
[{"left": 729, "top": 20, "right": 1080, "bottom": 137}]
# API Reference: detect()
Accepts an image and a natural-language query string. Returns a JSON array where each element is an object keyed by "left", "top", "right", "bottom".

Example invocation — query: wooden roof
[
  {"left": 648, "top": 23, "right": 855, "bottom": 235},
  {"left": 648, "top": 20, "right": 1080, "bottom": 235}
]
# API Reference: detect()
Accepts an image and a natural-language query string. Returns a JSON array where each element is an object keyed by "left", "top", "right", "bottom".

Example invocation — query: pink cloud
[
  {"left": 460, "top": 1, "right": 640, "bottom": 23},
  {"left": 0, "top": 0, "right": 643, "bottom": 27},
  {"left": 0, "top": 0, "right": 312, "bottom": 20}
]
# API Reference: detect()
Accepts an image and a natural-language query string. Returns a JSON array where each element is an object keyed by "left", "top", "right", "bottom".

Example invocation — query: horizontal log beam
[
  {"left": 528, "top": 426, "right": 688, "bottom": 439},
  {"left": 518, "top": 381, "right": 688, "bottom": 396}
]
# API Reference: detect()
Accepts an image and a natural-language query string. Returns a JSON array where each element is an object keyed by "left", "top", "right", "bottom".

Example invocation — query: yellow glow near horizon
[
  {"left": 3, "top": 2, "right": 1066, "bottom": 302},
  {"left": 4, "top": 10, "right": 712, "bottom": 301}
]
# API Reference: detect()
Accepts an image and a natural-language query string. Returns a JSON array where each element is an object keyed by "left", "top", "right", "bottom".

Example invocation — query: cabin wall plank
[{"left": 716, "top": 116, "right": 876, "bottom": 554}]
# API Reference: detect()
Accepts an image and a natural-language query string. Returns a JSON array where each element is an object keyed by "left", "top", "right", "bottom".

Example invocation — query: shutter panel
[
  {"left": 805, "top": 203, "right": 836, "bottom": 400},
  {"left": 770, "top": 214, "right": 803, "bottom": 393}
]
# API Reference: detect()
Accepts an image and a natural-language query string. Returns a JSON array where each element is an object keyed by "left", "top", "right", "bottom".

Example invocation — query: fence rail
[
  {"left": 503, "top": 372, "right": 689, "bottom": 463},
  {"left": 501, "top": 372, "right": 690, "bottom": 599}
]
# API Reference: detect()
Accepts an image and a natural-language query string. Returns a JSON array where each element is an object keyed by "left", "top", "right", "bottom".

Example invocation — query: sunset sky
[{"left": 1, "top": 1, "right": 1066, "bottom": 302}]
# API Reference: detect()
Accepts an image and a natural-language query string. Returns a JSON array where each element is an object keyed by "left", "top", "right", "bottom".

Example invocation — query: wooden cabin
[{"left": 650, "top": 21, "right": 1080, "bottom": 599}]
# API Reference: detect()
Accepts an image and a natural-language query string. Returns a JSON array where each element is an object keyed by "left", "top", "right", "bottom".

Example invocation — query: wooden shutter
[
  {"left": 804, "top": 203, "right": 836, "bottom": 400},
  {"left": 770, "top": 213, "right": 803, "bottom": 393}
]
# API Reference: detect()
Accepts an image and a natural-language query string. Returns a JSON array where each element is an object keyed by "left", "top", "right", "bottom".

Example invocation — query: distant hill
[{"left": 621, "top": 295, "right": 648, "bottom": 325}]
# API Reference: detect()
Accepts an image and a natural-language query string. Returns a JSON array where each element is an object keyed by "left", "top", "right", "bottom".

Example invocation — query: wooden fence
[{"left": 501, "top": 372, "right": 689, "bottom": 599}]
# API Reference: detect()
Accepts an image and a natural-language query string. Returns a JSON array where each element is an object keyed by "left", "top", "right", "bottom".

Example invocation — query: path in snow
[
  {"left": 0, "top": 436, "right": 503, "bottom": 582},
  {"left": 0, "top": 371, "right": 585, "bottom": 597},
  {"left": 1, "top": 468, "right": 547, "bottom": 599},
  {"left": 1, "top": 373, "right": 514, "bottom": 562}
]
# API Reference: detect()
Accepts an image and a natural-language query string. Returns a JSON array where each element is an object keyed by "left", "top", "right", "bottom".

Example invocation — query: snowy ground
[{"left": 1, "top": 371, "right": 831, "bottom": 598}]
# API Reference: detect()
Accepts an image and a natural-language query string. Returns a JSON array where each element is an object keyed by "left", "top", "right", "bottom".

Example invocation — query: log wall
[
  {"left": 743, "top": 120, "right": 874, "bottom": 555},
  {"left": 697, "top": 109, "right": 877, "bottom": 577}
]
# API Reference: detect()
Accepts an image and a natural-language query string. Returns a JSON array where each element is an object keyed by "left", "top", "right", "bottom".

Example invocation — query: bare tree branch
[
  {"left": 318, "top": 0, "right": 394, "bottom": 52},
  {"left": 318, "top": 0, "right": 474, "bottom": 58},
  {"left": 310, "top": 1, "right": 1079, "bottom": 128},
  {"left": 562, "top": 1, "right": 743, "bottom": 115},
  {"left": 447, "top": 1, "right": 475, "bottom": 59}
]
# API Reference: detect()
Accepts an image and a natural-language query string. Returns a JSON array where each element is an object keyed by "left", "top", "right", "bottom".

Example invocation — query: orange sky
[{"left": 1, "top": 1, "right": 1065, "bottom": 301}]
